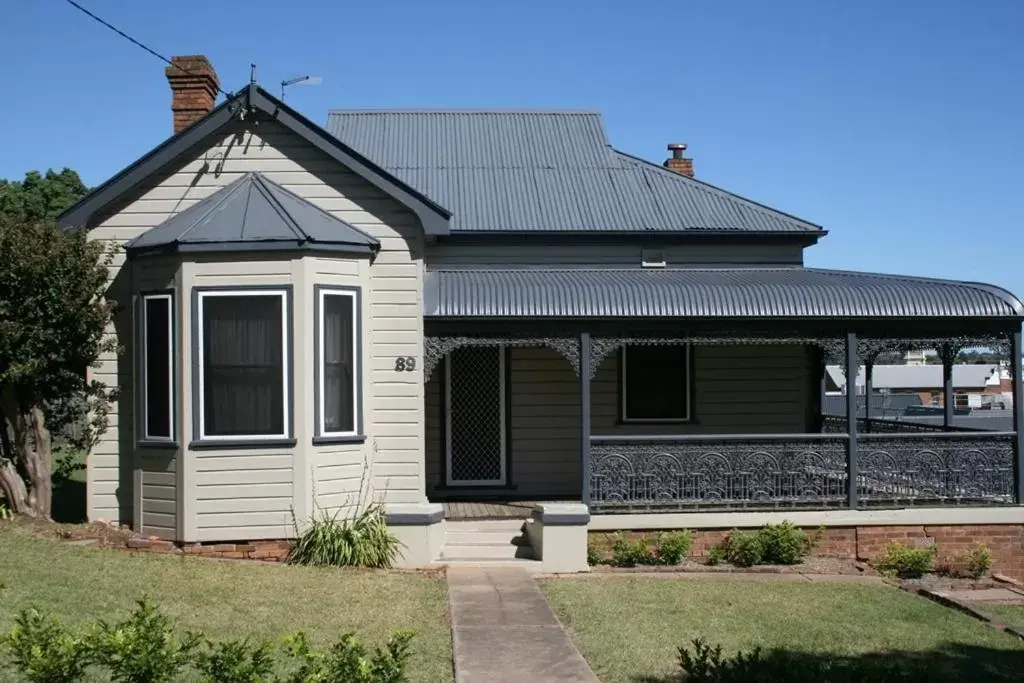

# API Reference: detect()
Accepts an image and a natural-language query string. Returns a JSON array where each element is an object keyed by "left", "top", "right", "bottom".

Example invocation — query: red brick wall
[
  {"left": 590, "top": 524, "right": 1024, "bottom": 580},
  {"left": 127, "top": 537, "right": 293, "bottom": 562}
]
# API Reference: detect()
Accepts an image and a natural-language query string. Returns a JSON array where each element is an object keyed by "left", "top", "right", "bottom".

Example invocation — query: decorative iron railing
[
  {"left": 589, "top": 432, "right": 1017, "bottom": 511},
  {"left": 857, "top": 433, "right": 1015, "bottom": 506},
  {"left": 820, "top": 414, "right": 983, "bottom": 434},
  {"left": 590, "top": 434, "right": 849, "bottom": 511}
]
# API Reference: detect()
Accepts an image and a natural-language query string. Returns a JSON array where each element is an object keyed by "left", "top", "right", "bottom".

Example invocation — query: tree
[
  {"left": 0, "top": 169, "right": 88, "bottom": 222},
  {"left": 0, "top": 215, "right": 116, "bottom": 517}
]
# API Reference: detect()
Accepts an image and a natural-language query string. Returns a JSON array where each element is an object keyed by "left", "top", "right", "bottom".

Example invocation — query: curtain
[
  {"left": 202, "top": 295, "right": 284, "bottom": 437},
  {"left": 322, "top": 294, "right": 354, "bottom": 433}
]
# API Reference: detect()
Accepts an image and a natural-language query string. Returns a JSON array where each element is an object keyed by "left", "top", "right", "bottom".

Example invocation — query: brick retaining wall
[
  {"left": 126, "top": 537, "right": 294, "bottom": 562},
  {"left": 591, "top": 524, "right": 1024, "bottom": 580}
]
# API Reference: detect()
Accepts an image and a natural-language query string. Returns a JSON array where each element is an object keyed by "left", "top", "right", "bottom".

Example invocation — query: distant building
[
  {"left": 903, "top": 349, "right": 937, "bottom": 366},
  {"left": 825, "top": 364, "right": 1012, "bottom": 408}
]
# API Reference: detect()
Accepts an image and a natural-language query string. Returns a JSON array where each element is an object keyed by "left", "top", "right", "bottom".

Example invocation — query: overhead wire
[{"left": 59, "top": 0, "right": 232, "bottom": 98}]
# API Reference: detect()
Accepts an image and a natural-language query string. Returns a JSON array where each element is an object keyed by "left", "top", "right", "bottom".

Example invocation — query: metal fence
[{"left": 589, "top": 431, "right": 1016, "bottom": 512}]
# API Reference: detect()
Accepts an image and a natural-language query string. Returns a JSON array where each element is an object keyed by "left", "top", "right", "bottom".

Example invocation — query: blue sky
[{"left": 2, "top": 1, "right": 1022, "bottom": 293}]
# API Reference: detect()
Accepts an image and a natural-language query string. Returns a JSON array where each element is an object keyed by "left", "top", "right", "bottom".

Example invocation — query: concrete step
[
  {"left": 442, "top": 542, "right": 535, "bottom": 561},
  {"left": 444, "top": 529, "right": 531, "bottom": 546},
  {"left": 444, "top": 519, "right": 527, "bottom": 533}
]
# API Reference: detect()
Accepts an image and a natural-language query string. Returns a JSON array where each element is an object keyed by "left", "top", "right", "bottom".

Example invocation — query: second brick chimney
[
  {"left": 166, "top": 55, "right": 220, "bottom": 134},
  {"left": 664, "top": 143, "right": 694, "bottom": 177}
]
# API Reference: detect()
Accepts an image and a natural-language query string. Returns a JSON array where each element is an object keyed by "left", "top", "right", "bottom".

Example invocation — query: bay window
[{"left": 315, "top": 286, "right": 361, "bottom": 440}]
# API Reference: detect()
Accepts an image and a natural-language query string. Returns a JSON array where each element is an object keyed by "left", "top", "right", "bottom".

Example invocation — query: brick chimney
[
  {"left": 165, "top": 55, "right": 220, "bottom": 134},
  {"left": 664, "top": 142, "right": 694, "bottom": 177}
]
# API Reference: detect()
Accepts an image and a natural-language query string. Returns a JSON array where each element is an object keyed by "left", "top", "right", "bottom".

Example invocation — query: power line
[{"left": 59, "top": 0, "right": 230, "bottom": 97}]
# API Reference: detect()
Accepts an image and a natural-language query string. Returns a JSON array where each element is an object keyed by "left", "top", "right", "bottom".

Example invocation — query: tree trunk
[{"left": 0, "top": 391, "right": 52, "bottom": 518}]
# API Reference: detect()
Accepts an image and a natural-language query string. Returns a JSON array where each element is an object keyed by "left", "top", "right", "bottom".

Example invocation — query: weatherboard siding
[
  {"left": 426, "top": 345, "right": 811, "bottom": 498},
  {"left": 192, "top": 450, "right": 295, "bottom": 541},
  {"left": 426, "top": 243, "right": 804, "bottom": 268},
  {"left": 137, "top": 450, "right": 177, "bottom": 540},
  {"left": 86, "top": 116, "right": 426, "bottom": 530}
]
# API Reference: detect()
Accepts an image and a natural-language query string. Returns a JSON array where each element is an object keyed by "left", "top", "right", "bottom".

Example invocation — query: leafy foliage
[
  {"left": 756, "top": 522, "right": 812, "bottom": 565},
  {"left": 874, "top": 542, "right": 936, "bottom": 579},
  {"left": 1, "top": 607, "right": 93, "bottom": 682},
  {"left": 0, "top": 501, "right": 11, "bottom": 520},
  {"left": 958, "top": 543, "right": 992, "bottom": 579},
  {"left": 89, "top": 598, "right": 201, "bottom": 683},
  {"left": 610, "top": 537, "right": 655, "bottom": 567},
  {"left": 705, "top": 544, "right": 726, "bottom": 566},
  {"left": 586, "top": 539, "right": 602, "bottom": 566},
  {"left": 193, "top": 638, "right": 276, "bottom": 683},
  {"left": 287, "top": 503, "right": 401, "bottom": 569},
  {"left": 656, "top": 530, "right": 693, "bottom": 565},
  {"left": 0, "top": 214, "right": 117, "bottom": 518},
  {"left": 0, "top": 169, "right": 88, "bottom": 222},
  {"left": 722, "top": 530, "right": 764, "bottom": 567}
]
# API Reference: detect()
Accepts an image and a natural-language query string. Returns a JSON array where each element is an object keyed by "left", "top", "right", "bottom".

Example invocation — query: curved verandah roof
[{"left": 423, "top": 268, "right": 1024, "bottom": 321}]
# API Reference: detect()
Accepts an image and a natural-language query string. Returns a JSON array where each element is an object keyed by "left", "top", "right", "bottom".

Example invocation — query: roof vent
[
  {"left": 664, "top": 143, "right": 694, "bottom": 177},
  {"left": 641, "top": 249, "right": 666, "bottom": 268}
]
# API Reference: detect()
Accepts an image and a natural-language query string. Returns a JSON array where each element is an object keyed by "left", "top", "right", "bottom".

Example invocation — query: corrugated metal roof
[
  {"left": 325, "top": 110, "right": 822, "bottom": 234},
  {"left": 423, "top": 268, "right": 1024, "bottom": 319},
  {"left": 825, "top": 364, "right": 1000, "bottom": 390},
  {"left": 126, "top": 172, "right": 379, "bottom": 255}
]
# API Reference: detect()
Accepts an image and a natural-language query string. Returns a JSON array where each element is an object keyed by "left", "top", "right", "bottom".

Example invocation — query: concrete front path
[{"left": 446, "top": 566, "right": 600, "bottom": 683}]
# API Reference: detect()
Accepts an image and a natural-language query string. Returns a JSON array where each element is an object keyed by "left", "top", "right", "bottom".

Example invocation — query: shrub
[
  {"left": 655, "top": 530, "right": 693, "bottom": 565},
  {"left": 288, "top": 503, "right": 401, "bottom": 568},
  {"left": 874, "top": 541, "right": 936, "bottom": 579},
  {"left": 2, "top": 607, "right": 93, "bottom": 682},
  {"left": 586, "top": 540, "right": 603, "bottom": 566},
  {"left": 948, "top": 543, "right": 992, "bottom": 579},
  {"left": 705, "top": 544, "right": 726, "bottom": 566},
  {"left": 0, "top": 502, "right": 11, "bottom": 521},
  {"left": 757, "top": 522, "right": 811, "bottom": 565},
  {"left": 678, "top": 638, "right": 767, "bottom": 682},
  {"left": 723, "top": 530, "right": 764, "bottom": 567},
  {"left": 282, "top": 630, "right": 414, "bottom": 683},
  {"left": 193, "top": 638, "right": 275, "bottom": 683},
  {"left": 610, "top": 537, "right": 655, "bottom": 567},
  {"left": 89, "top": 598, "right": 201, "bottom": 683}
]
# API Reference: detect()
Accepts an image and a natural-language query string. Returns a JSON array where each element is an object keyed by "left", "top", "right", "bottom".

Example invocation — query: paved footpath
[{"left": 446, "top": 566, "right": 600, "bottom": 683}]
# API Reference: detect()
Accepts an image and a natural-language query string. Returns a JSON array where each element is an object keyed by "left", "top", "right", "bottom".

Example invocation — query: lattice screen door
[{"left": 445, "top": 346, "right": 506, "bottom": 485}]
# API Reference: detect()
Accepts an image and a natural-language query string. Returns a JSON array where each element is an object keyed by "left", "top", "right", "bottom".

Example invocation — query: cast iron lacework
[
  {"left": 589, "top": 437, "right": 849, "bottom": 511},
  {"left": 423, "top": 336, "right": 580, "bottom": 382},
  {"left": 857, "top": 435, "right": 1015, "bottom": 505},
  {"left": 821, "top": 415, "right": 984, "bottom": 434}
]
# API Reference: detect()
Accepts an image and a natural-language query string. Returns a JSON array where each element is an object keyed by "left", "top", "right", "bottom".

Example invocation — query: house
[
  {"left": 825, "top": 363, "right": 1012, "bottom": 408},
  {"left": 59, "top": 56, "right": 1024, "bottom": 572}
]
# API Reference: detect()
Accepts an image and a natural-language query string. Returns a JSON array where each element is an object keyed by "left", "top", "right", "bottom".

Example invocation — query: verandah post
[
  {"left": 845, "top": 332, "right": 859, "bottom": 508},
  {"left": 1012, "top": 328, "right": 1023, "bottom": 504},
  {"left": 942, "top": 342, "right": 955, "bottom": 430},
  {"left": 580, "top": 332, "right": 592, "bottom": 506},
  {"left": 863, "top": 360, "right": 873, "bottom": 433}
]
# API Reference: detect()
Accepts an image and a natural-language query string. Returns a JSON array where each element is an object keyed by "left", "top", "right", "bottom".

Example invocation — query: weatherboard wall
[
  {"left": 425, "top": 345, "right": 811, "bottom": 498},
  {"left": 85, "top": 115, "right": 427, "bottom": 531}
]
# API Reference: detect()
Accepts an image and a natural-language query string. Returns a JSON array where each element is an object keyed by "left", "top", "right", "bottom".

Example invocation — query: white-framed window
[
  {"left": 315, "top": 286, "right": 360, "bottom": 438},
  {"left": 141, "top": 292, "right": 174, "bottom": 441},
  {"left": 620, "top": 344, "right": 692, "bottom": 422},
  {"left": 195, "top": 288, "right": 290, "bottom": 441}
]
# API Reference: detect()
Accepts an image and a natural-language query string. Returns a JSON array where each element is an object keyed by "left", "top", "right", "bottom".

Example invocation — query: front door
[{"left": 445, "top": 346, "right": 506, "bottom": 486}]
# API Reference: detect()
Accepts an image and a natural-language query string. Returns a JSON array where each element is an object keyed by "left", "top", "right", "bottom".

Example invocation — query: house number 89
[{"left": 394, "top": 357, "right": 417, "bottom": 372}]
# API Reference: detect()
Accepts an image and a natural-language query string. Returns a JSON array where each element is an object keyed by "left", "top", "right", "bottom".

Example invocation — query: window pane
[
  {"left": 323, "top": 294, "right": 355, "bottom": 433},
  {"left": 624, "top": 345, "right": 689, "bottom": 420},
  {"left": 144, "top": 297, "right": 171, "bottom": 438},
  {"left": 202, "top": 295, "right": 284, "bottom": 437}
]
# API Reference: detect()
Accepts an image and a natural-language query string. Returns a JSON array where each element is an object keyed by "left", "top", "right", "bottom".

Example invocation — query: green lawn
[
  {"left": 983, "top": 604, "right": 1024, "bottom": 627},
  {"left": 0, "top": 529, "right": 453, "bottom": 682},
  {"left": 541, "top": 577, "right": 1024, "bottom": 683}
]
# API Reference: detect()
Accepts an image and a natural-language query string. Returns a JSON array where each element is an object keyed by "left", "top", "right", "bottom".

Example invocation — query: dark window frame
[
  {"left": 619, "top": 344, "right": 693, "bottom": 423},
  {"left": 313, "top": 285, "right": 364, "bottom": 444},
  {"left": 137, "top": 290, "right": 176, "bottom": 445},
  {"left": 190, "top": 286, "right": 294, "bottom": 448}
]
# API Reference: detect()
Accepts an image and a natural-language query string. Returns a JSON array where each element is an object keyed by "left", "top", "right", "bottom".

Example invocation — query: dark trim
[
  {"left": 1013, "top": 330, "right": 1024, "bottom": 504},
  {"left": 439, "top": 355, "right": 448, "bottom": 489},
  {"left": 504, "top": 344, "right": 513, "bottom": 488},
  {"left": 135, "top": 440, "right": 180, "bottom": 450},
  {"left": 313, "top": 285, "right": 364, "bottom": 440},
  {"left": 618, "top": 343, "right": 694, "bottom": 424},
  {"left": 845, "top": 332, "right": 859, "bottom": 508},
  {"left": 385, "top": 509, "right": 445, "bottom": 525},
  {"left": 189, "top": 438, "right": 298, "bottom": 451},
  {"left": 312, "top": 435, "right": 367, "bottom": 445},
  {"left": 128, "top": 241, "right": 377, "bottom": 258},
  {"left": 531, "top": 508, "right": 591, "bottom": 525},
  {"left": 432, "top": 484, "right": 519, "bottom": 496},
  {"left": 59, "top": 85, "right": 450, "bottom": 236},
  {"left": 433, "top": 231, "right": 823, "bottom": 247},
  {"left": 137, "top": 289, "right": 177, "bottom": 444},
  {"left": 191, "top": 285, "right": 295, "bottom": 444},
  {"left": 580, "top": 332, "right": 592, "bottom": 505},
  {"left": 590, "top": 433, "right": 850, "bottom": 443}
]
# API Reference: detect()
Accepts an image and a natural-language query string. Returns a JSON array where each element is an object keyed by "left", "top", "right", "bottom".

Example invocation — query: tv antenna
[{"left": 281, "top": 75, "right": 322, "bottom": 100}]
